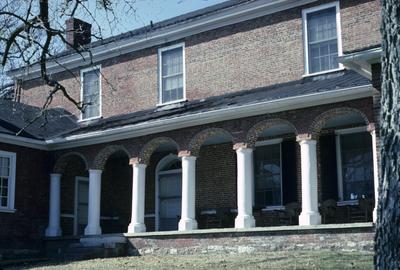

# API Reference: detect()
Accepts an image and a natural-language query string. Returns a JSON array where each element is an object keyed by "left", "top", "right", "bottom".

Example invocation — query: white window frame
[
  {"left": 157, "top": 43, "right": 186, "bottom": 106},
  {"left": 80, "top": 65, "right": 102, "bottom": 121},
  {"left": 0, "top": 150, "right": 17, "bottom": 213},
  {"left": 335, "top": 126, "right": 368, "bottom": 203},
  {"left": 74, "top": 176, "right": 89, "bottom": 235},
  {"left": 155, "top": 154, "right": 182, "bottom": 231},
  {"left": 302, "top": 1, "right": 344, "bottom": 76},
  {"left": 254, "top": 138, "right": 283, "bottom": 208}
]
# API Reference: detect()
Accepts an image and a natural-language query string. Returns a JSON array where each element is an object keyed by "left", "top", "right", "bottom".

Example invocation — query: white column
[
  {"left": 45, "top": 173, "right": 62, "bottom": 237},
  {"left": 127, "top": 163, "right": 147, "bottom": 233},
  {"left": 370, "top": 128, "right": 379, "bottom": 223},
  {"left": 235, "top": 147, "right": 255, "bottom": 228},
  {"left": 298, "top": 137, "right": 321, "bottom": 225},
  {"left": 84, "top": 169, "right": 102, "bottom": 235},
  {"left": 179, "top": 155, "right": 198, "bottom": 231}
]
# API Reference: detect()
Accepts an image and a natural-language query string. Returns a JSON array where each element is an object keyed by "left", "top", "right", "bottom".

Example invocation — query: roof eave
[{"left": 338, "top": 47, "right": 382, "bottom": 80}]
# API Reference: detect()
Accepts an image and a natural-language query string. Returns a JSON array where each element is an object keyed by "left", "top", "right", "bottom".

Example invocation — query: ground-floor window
[
  {"left": 254, "top": 141, "right": 282, "bottom": 207},
  {"left": 337, "top": 131, "right": 374, "bottom": 201},
  {"left": 0, "top": 150, "right": 16, "bottom": 212}
]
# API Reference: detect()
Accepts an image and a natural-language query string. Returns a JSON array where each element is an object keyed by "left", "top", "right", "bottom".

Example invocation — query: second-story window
[
  {"left": 158, "top": 44, "right": 185, "bottom": 105},
  {"left": 81, "top": 67, "right": 101, "bottom": 120},
  {"left": 303, "top": 2, "right": 342, "bottom": 74}
]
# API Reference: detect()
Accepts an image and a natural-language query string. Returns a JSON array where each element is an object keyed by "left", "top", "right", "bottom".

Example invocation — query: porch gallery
[{"left": 45, "top": 106, "right": 379, "bottom": 236}]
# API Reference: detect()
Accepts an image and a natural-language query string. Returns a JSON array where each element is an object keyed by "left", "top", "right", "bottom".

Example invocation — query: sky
[{"left": 79, "top": 0, "right": 229, "bottom": 39}]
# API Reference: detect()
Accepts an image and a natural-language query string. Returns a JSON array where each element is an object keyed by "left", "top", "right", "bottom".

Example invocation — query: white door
[
  {"left": 158, "top": 170, "right": 182, "bottom": 231},
  {"left": 75, "top": 177, "right": 89, "bottom": 235}
]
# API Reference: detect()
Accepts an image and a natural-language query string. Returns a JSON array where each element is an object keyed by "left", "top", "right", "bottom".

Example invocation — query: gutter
[
  {"left": 338, "top": 47, "right": 382, "bottom": 80},
  {"left": 45, "top": 85, "right": 373, "bottom": 150},
  {"left": 7, "top": 0, "right": 317, "bottom": 80},
  {"left": 0, "top": 133, "right": 47, "bottom": 150}
]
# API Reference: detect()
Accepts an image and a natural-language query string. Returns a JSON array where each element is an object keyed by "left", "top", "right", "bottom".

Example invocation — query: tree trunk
[{"left": 374, "top": 0, "right": 400, "bottom": 269}]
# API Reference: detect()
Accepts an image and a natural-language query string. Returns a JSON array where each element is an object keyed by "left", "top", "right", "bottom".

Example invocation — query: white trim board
[{"left": 8, "top": 0, "right": 318, "bottom": 81}]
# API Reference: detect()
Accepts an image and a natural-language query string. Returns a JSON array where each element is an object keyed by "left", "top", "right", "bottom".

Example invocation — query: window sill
[
  {"left": 78, "top": 115, "right": 102, "bottom": 123},
  {"left": 0, "top": 208, "right": 17, "bottom": 213},
  {"left": 156, "top": 99, "right": 187, "bottom": 108},
  {"left": 302, "top": 67, "right": 345, "bottom": 78}
]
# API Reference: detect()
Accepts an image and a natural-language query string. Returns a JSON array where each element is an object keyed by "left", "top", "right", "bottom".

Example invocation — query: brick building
[{"left": 1, "top": 0, "right": 382, "bottom": 249}]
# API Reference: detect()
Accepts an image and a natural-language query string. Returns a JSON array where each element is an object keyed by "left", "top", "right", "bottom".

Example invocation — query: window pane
[
  {"left": 161, "top": 47, "right": 184, "bottom": 103},
  {"left": 340, "top": 132, "right": 374, "bottom": 200},
  {"left": 307, "top": 7, "right": 339, "bottom": 73},
  {"left": 82, "top": 69, "right": 100, "bottom": 119},
  {"left": 254, "top": 144, "right": 282, "bottom": 206},
  {"left": 0, "top": 157, "right": 10, "bottom": 177}
]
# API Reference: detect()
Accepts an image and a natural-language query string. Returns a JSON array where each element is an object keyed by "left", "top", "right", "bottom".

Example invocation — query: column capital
[
  {"left": 367, "top": 123, "right": 376, "bottom": 133},
  {"left": 233, "top": 142, "right": 252, "bottom": 151},
  {"left": 178, "top": 150, "right": 194, "bottom": 158},
  {"left": 88, "top": 169, "right": 102, "bottom": 175},
  {"left": 129, "top": 157, "right": 147, "bottom": 166},
  {"left": 296, "top": 133, "right": 316, "bottom": 142},
  {"left": 50, "top": 173, "right": 62, "bottom": 178}
]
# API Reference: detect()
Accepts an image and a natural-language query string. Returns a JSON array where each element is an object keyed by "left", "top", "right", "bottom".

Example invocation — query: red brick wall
[
  {"left": 0, "top": 143, "right": 49, "bottom": 249},
  {"left": 19, "top": 0, "right": 380, "bottom": 118}
]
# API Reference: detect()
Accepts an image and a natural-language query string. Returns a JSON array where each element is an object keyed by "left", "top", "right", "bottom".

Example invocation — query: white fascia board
[
  {"left": 46, "top": 85, "right": 373, "bottom": 150},
  {"left": 0, "top": 133, "right": 47, "bottom": 150},
  {"left": 8, "top": 0, "right": 317, "bottom": 80}
]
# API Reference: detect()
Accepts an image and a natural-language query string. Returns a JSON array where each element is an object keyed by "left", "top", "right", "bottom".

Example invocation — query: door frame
[
  {"left": 155, "top": 154, "right": 182, "bottom": 231},
  {"left": 74, "top": 176, "right": 89, "bottom": 235}
]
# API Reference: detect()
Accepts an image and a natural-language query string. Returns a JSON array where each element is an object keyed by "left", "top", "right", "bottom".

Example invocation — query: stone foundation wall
[{"left": 127, "top": 225, "right": 374, "bottom": 256}]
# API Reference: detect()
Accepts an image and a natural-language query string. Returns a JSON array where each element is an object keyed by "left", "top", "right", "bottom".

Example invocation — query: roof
[
  {"left": 57, "top": 0, "right": 255, "bottom": 58},
  {"left": 7, "top": 0, "right": 319, "bottom": 80},
  {"left": 0, "top": 100, "right": 78, "bottom": 140},
  {"left": 57, "top": 69, "right": 370, "bottom": 138},
  {"left": 0, "top": 69, "right": 372, "bottom": 147}
]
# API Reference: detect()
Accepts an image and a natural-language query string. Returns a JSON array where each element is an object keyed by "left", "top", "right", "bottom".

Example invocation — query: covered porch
[{"left": 44, "top": 102, "right": 379, "bottom": 237}]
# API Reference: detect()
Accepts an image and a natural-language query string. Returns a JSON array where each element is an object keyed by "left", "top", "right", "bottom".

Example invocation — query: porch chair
[
  {"left": 320, "top": 199, "right": 337, "bottom": 224},
  {"left": 348, "top": 198, "right": 374, "bottom": 223},
  {"left": 283, "top": 202, "right": 301, "bottom": 225},
  {"left": 200, "top": 208, "right": 223, "bottom": 229}
]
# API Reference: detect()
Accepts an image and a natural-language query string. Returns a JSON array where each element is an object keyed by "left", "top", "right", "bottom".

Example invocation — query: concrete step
[{"left": 45, "top": 238, "right": 128, "bottom": 261}]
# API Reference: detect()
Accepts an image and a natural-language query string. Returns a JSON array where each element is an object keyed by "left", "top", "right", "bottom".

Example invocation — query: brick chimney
[{"left": 65, "top": 18, "right": 92, "bottom": 49}]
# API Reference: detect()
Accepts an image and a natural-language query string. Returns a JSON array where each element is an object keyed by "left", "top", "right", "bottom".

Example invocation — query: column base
[
  {"left": 84, "top": 225, "right": 102, "bottom": 235},
  {"left": 127, "top": 222, "right": 146, "bottom": 233},
  {"left": 299, "top": 211, "right": 321, "bottom": 225},
  {"left": 178, "top": 218, "right": 198, "bottom": 231},
  {"left": 235, "top": 215, "right": 255, "bottom": 229},
  {"left": 45, "top": 226, "right": 62, "bottom": 237}
]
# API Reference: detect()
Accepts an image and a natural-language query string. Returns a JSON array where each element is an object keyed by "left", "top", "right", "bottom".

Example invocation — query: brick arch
[
  {"left": 310, "top": 107, "right": 370, "bottom": 136},
  {"left": 53, "top": 152, "right": 89, "bottom": 174},
  {"left": 92, "top": 145, "right": 131, "bottom": 170},
  {"left": 138, "top": 137, "right": 180, "bottom": 165},
  {"left": 246, "top": 119, "right": 298, "bottom": 148},
  {"left": 188, "top": 128, "right": 234, "bottom": 157}
]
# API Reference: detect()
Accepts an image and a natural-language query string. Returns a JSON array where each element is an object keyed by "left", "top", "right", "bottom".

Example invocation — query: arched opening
[
  {"left": 315, "top": 109, "right": 374, "bottom": 224},
  {"left": 54, "top": 154, "right": 88, "bottom": 236},
  {"left": 247, "top": 120, "right": 299, "bottom": 227},
  {"left": 190, "top": 129, "right": 236, "bottom": 229},
  {"left": 100, "top": 150, "right": 132, "bottom": 234},
  {"left": 155, "top": 154, "right": 182, "bottom": 231},
  {"left": 140, "top": 137, "right": 180, "bottom": 232}
]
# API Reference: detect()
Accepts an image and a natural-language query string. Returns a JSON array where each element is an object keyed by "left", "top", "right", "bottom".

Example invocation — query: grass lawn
[{"left": 7, "top": 250, "right": 373, "bottom": 270}]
